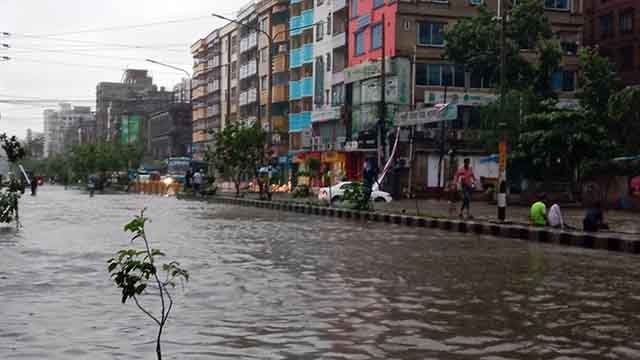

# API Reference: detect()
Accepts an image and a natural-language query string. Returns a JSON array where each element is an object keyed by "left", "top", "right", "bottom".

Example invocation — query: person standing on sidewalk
[{"left": 454, "top": 158, "right": 476, "bottom": 219}]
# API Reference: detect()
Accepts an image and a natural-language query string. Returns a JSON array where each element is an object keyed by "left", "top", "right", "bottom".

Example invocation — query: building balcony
[
  {"left": 333, "top": 0, "right": 346, "bottom": 11},
  {"left": 290, "top": 48, "right": 302, "bottom": 69},
  {"left": 332, "top": 32, "right": 346, "bottom": 48},
  {"left": 207, "top": 105, "right": 220, "bottom": 116},
  {"left": 239, "top": 61, "right": 257, "bottom": 79},
  {"left": 191, "top": 39, "right": 205, "bottom": 55},
  {"left": 289, "top": 111, "right": 312, "bottom": 132},
  {"left": 302, "top": 43, "right": 313, "bottom": 63},
  {"left": 239, "top": 88, "right": 258, "bottom": 106},
  {"left": 207, "top": 81, "right": 220, "bottom": 93},
  {"left": 193, "top": 63, "right": 208, "bottom": 78},
  {"left": 289, "top": 16, "right": 302, "bottom": 36},
  {"left": 289, "top": 80, "right": 301, "bottom": 100},
  {"left": 273, "top": 84, "right": 288, "bottom": 102},
  {"left": 192, "top": 87, "right": 207, "bottom": 100},
  {"left": 192, "top": 108, "right": 207, "bottom": 121},
  {"left": 301, "top": 9, "right": 314, "bottom": 29},
  {"left": 301, "top": 77, "right": 313, "bottom": 97},
  {"left": 240, "top": 32, "right": 258, "bottom": 53},
  {"left": 273, "top": 53, "right": 287, "bottom": 73}
]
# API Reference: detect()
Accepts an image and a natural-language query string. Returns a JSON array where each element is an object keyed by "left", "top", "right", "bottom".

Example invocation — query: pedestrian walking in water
[
  {"left": 192, "top": 170, "right": 202, "bottom": 196},
  {"left": 453, "top": 158, "right": 476, "bottom": 219},
  {"left": 30, "top": 175, "right": 38, "bottom": 196},
  {"left": 185, "top": 168, "right": 192, "bottom": 189}
]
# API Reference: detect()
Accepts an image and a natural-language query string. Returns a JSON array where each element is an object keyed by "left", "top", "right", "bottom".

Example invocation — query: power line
[
  {"left": 5, "top": 36, "right": 189, "bottom": 53},
  {"left": 5, "top": 57, "right": 189, "bottom": 75},
  {"left": 8, "top": 46, "right": 190, "bottom": 64}
]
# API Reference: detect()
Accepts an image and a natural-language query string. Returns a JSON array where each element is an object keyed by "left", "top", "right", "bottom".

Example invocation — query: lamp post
[{"left": 497, "top": 0, "right": 508, "bottom": 222}]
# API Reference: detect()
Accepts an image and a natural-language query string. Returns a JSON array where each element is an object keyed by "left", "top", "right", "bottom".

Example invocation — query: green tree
[
  {"left": 608, "top": 86, "right": 640, "bottom": 155},
  {"left": 107, "top": 210, "right": 188, "bottom": 360},
  {"left": 0, "top": 133, "right": 26, "bottom": 226},
  {"left": 578, "top": 47, "right": 623, "bottom": 119},
  {"left": 207, "top": 124, "right": 267, "bottom": 196},
  {"left": 444, "top": 0, "right": 561, "bottom": 98}
]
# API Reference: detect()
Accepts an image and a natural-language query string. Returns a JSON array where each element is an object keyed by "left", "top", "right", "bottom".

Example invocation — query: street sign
[{"left": 394, "top": 103, "right": 458, "bottom": 127}]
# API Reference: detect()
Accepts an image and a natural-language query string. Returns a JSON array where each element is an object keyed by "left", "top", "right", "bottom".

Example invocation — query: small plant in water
[{"left": 107, "top": 209, "right": 189, "bottom": 360}]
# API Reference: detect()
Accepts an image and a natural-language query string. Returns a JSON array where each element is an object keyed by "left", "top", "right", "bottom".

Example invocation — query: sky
[{"left": 0, "top": 0, "right": 240, "bottom": 138}]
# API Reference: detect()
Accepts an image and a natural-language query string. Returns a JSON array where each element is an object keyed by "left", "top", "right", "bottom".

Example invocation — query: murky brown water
[{"left": 1, "top": 186, "right": 640, "bottom": 359}]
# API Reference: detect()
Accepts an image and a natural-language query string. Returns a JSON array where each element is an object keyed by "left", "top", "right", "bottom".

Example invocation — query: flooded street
[{"left": 1, "top": 186, "right": 640, "bottom": 359}]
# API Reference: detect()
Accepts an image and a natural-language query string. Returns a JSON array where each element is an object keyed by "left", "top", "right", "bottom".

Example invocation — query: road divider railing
[{"left": 129, "top": 181, "right": 182, "bottom": 196}]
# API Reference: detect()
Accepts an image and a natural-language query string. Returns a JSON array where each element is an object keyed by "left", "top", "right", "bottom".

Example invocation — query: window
[
  {"left": 316, "top": 22, "right": 324, "bottom": 40},
  {"left": 230, "top": 87, "right": 237, "bottom": 100},
  {"left": 403, "top": 19, "right": 411, "bottom": 31},
  {"left": 327, "top": 15, "right": 332, "bottom": 35},
  {"left": 620, "top": 47, "right": 634, "bottom": 70},
  {"left": 351, "top": 0, "right": 358, "bottom": 18},
  {"left": 371, "top": 23, "right": 383, "bottom": 49},
  {"left": 417, "top": 22, "right": 445, "bottom": 46},
  {"left": 260, "top": 105, "right": 267, "bottom": 118},
  {"left": 373, "top": 0, "right": 384, "bottom": 8},
  {"left": 599, "top": 14, "right": 613, "bottom": 38},
  {"left": 230, "top": 61, "right": 237, "bottom": 79},
  {"left": 544, "top": 0, "right": 568, "bottom": 10},
  {"left": 261, "top": 76, "right": 268, "bottom": 90},
  {"left": 326, "top": 53, "right": 331, "bottom": 72},
  {"left": 259, "top": 17, "right": 268, "bottom": 32},
  {"left": 417, "top": 64, "right": 465, "bottom": 86},
  {"left": 332, "top": 84, "right": 344, "bottom": 105},
  {"left": 260, "top": 47, "right": 268, "bottom": 63},
  {"left": 231, "top": 35, "right": 238, "bottom": 53},
  {"left": 620, "top": 10, "right": 634, "bottom": 34},
  {"left": 355, "top": 30, "right": 365, "bottom": 55},
  {"left": 562, "top": 71, "right": 576, "bottom": 91},
  {"left": 325, "top": 90, "right": 331, "bottom": 105},
  {"left": 317, "top": 0, "right": 324, "bottom": 5}
]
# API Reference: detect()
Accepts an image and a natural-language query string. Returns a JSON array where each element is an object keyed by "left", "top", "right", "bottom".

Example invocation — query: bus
[{"left": 166, "top": 157, "right": 208, "bottom": 184}]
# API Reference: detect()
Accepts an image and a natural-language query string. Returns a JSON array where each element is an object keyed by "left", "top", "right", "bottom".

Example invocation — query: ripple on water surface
[{"left": 0, "top": 187, "right": 639, "bottom": 359}]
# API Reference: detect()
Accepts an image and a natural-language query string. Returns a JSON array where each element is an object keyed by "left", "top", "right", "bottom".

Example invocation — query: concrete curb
[{"left": 195, "top": 195, "right": 640, "bottom": 255}]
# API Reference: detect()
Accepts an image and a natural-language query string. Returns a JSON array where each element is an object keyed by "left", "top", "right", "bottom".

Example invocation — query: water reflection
[{"left": 0, "top": 187, "right": 639, "bottom": 359}]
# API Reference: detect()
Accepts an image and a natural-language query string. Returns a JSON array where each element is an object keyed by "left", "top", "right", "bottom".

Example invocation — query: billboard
[{"left": 120, "top": 114, "right": 142, "bottom": 145}]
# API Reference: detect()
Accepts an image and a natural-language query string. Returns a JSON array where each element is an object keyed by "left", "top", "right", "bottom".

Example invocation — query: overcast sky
[{"left": 0, "top": 0, "right": 239, "bottom": 138}]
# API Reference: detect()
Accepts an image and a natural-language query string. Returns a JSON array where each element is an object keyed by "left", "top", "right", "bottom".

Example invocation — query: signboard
[
  {"left": 424, "top": 91, "right": 496, "bottom": 106},
  {"left": 344, "top": 58, "right": 392, "bottom": 83},
  {"left": 120, "top": 114, "right": 142, "bottom": 145},
  {"left": 311, "top": 106, "right": 341, "bottom": 123},
  {"left": 394, "top": 103, "right": 458, "bottom": 127}
]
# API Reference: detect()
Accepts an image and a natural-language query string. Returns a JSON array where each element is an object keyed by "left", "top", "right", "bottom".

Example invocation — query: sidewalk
[{"left": 240, "top": 192, "right": 640, "bottom": 236}]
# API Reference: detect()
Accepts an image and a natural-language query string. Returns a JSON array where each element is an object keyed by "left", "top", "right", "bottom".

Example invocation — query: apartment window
[
  {"left": 260, "top": 47, "right": 268, "bottom": 63},
  {"left": 620, "top": 10, "right": 634, "bottom": 34},
  {"left": 231, "top": 35, "right": 238, "bottom": 53},
  {"left": 327, "top": 15, "right": 332, "bottom": 35},
  {"left": 325, "top": 90, "right": 331, "bottom": 105},
  {"left": 416, "top": 64, "right": 465, "bottom": 87},
  {"left": 373, "top": 0, "right": 384, "bottom": 9},
  {"left": 316, "top": 22, "right": 324, "bottom": 41},
  {"left": 261, "top": 76, "right": 268, "bottom": 90},
  {"left": 418, "top": 22, "right": 445, "bottom": 46},
  {"left": 230, "top": 61, "right": 237, "bottom": 79},
  {"left": 260, "top": 17, "right": 268, "bottom": 32},
  {"left": 599, "top": 14, "right": 613, "bottom": 38},
  {"left": 355, "top": 30, "right": 366, "bottom": 56},
  {"left": 351, "top": 0, "right": 358, "bottom": 18},
  {"left": 620, "top": 47, "right": 634, "bottom": 70},
  {"left": 562, "top": 71, "right": 576, "bottom": 91},
  {"left": 332, "top": 84, "right": 344, "bottom": 105},
  {"left": 371, "top": 23, "right": 383, "bottom": 49},
  {"left": 230, "top": 87, "right": 237, "bottom": 100},
  {"left": 544, "top": 0, "right": 568, "bottom": 10},
  {"left": 326, "top": 53, "right": 331, "bottom": 72}
]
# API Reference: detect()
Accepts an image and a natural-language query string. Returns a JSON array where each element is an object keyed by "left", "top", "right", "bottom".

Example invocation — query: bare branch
[{"left": 132, "top": 295, "right": 161, "bottom": 326}]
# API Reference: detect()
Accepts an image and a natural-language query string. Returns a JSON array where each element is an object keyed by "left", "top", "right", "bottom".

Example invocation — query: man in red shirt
[{"left": 454, "top": 158, "right": 477, "bottom": 219}]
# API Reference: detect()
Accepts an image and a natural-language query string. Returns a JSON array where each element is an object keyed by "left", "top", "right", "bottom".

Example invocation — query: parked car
[{"left": 318, "top": 181, "right": 393, "bottom": 203}]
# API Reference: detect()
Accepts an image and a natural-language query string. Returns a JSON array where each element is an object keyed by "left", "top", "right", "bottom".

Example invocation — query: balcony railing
[
  {"left": 301, "top": 9, "right": 314, "bottom": 28},
  {"left": 239, "top": 88, "right": 258, "bottom": 106},
  {"left": 290, "top": 48, "right": 302, "bottom": 69},
  {"left": 289, "top": 16, "right": 302, "bottom": 36},
  {"left": 240, "top": 32, "right": 258, "bottom": 53},
  {"left": 301, "top": 77, "right": 313, "bottom": 97},
  {"left": 332, "top": 32, "right": 346, "bottom": 48},
  {"left": 239, "top": 61, "right": 257, "bottom": 79},
  {"left": 289, "top": 80, "right": 301, "bottom": 100},
  {"left": 289, "top": 112, "right": 312, "bottom": 132},
  {"left": 302, "top": 43, "right": 313, "bottom": 63}
]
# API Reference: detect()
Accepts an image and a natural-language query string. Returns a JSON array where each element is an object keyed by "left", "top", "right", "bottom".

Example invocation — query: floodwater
[{"left": 1, "top": 186, "right": 640, "bottom": 359}]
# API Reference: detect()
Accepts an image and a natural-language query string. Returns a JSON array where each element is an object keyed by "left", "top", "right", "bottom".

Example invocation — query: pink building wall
[{"left": 348, "top": 0, "right": 397, "bottom": 67}]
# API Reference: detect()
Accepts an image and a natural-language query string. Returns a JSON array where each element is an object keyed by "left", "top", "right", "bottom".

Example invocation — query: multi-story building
[
  {"left": 173, "top": 78, "right": 192, "bottom": 103},
  {"left": 147, "top": 103, "right": 193, "bottom": 161},
  {"left": 191, "top": 38, "right": 209, "bottom": 159},
  {"left": 257, "top": 0, "right": 291, "bottom": 180},
  {"left": 219, "top": 22, "right": 240, "bottom": 130},
  {"left": 288, "top": 0, "right": 316, "bottom": 172},
  {"left": 25, "top": 129, "right": 45, "bottom": 159},
  {"left": 96, "top": 69, "right": 157, "bottom": 142},
  {"left": 238, "top": 2, "right": 261, "bottom": 130},
  {"left": 43, "top": 103, "right": 96, "bottom": 158},
  {"left": 585, "top": 0, "right": 639, "bottom": 85},
  {"left": 309, "top": 0, "right": 349, "bottom": 183},
  {"left": 344, "top": 0, "right": 584, "bottom": 192}
]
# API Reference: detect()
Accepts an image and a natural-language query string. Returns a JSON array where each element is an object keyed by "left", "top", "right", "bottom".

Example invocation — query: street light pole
[
  {"left": 497, "top": 0, "right": 508, "bottom": 222},
  {"left": 145, "top": 59, "right": 191, "bottom": 79}
]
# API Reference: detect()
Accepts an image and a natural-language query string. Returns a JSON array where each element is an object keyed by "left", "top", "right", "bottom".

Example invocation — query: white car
[{"left": 318, "top": 181, "right": 393, "bottom": 203}]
